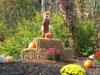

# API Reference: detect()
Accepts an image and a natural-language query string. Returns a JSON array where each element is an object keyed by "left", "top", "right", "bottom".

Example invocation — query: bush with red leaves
[
  {"left": 93, "top": 51, "right": 100, "bottom": 64},
  {"left": 94, "top": 51, "right": 100, "bottom": 60}
]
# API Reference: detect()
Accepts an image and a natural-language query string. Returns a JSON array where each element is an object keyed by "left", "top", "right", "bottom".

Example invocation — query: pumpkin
[
  {"left": 28, "top": 42, "right": 36, "bottom": 49},
  {"left": 45, "top": 33, "right": 53, "bottom": 39},
  {"left": 84, "top": 60, "right": 93, "bottom": 68},
  {"left": 61, "top": 42, "right": 65, "bottom": 49},
  {"left": 5, "top": 56, "right": 14, "bottom": 63}
]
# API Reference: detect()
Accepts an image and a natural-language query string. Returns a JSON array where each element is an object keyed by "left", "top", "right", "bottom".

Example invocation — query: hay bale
[
  {"left": 21, "top": 48, "right": 75, "bottom": 61},
  {"left": 34, "top": 38, "right": 62, "bottom": 49},
  {"left": 60, "top": 48, "right": 75, "bottom": 59},
  {"left": 21, "top": 48, "right": 46, "bottom": 60},
  {"left": 21, "top": 38, "right": 75, "bottom": 61}
]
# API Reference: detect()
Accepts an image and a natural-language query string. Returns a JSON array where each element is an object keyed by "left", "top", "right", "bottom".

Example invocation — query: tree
[
  {"left": 56, "top": 0, "right": 75, "bottom": 40},
  {"left": 56, "top": 0, "right": 75, "bottom": 31},
  {"left": 56, "top": 0, "right": 78, "bottom": 56},
  {"left": 41, "top": 0, "right": 48, "bottom": 13}
]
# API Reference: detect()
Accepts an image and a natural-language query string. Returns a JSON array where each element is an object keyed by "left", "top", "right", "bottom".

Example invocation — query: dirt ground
[{"left": 0, "top": 58, "right": 100, "bottom": 75}]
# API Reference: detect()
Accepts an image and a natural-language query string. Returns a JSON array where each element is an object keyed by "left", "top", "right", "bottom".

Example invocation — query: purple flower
[{"left": 44, "top": 48, "right": 61, "bottom": 56}]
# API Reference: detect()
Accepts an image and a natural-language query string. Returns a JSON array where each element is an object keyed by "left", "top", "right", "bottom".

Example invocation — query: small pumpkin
[
  {"left": 45, "top": 33, "right": 53, "bottom": 39},
  {"left": 5, "top": 56, "right": 14, "bottom": 63},
  {"left": 28, "top": 42, "right": 36, "bottom": 49},
  {"left": 61, "top": 42, "right": 65, "bottom": 49},
  {"left": 84, "top": 60, "right": 93, "bottom": 68}
]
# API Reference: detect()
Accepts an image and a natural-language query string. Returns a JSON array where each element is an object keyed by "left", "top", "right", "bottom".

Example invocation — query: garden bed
[{"left": 0, "top": 58, "right": 100, "bottom": 75}]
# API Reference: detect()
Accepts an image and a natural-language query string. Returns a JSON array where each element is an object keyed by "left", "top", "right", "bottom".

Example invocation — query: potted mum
[
  {"left": 44, "top": 48, "right": 61, "bottom": 60},
  {"left": 60, "top": 64, "right": 86, "bottom": 75},
  {"left": 93, "top": 51, "right": 100, "bottom": 64}
]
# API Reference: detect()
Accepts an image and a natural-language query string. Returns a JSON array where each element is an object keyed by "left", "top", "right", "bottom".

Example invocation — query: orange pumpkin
[
  {"left": 28, "top": 42, "right": 36, "bottom": 49},
  {"left": 45, "top": 33, "right": 53, "bottom": 39},
  {"left": 61, "top": 42, "right": 65, "bottom": 49},
  {"left": 5, "top": 56, "right": 14, "bottom": 63},
  {"left": 84, "top": 60, "right": 93, "bottom": 68}
]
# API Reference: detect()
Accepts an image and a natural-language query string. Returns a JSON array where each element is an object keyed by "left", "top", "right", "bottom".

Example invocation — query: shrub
[
  {"left": 50, "top": 13, "right": 68, "bottom": 47},
  {"left": 0, "top": 17, "right": 42, "bottom": 59},
  {"left": 44, "top": 48, "right": 61, "bottom": 60},
  {"left": 73, "top": 19, "right": 97, "bottom": 56},
  {"left": 0, "top": 17, "right": 16, "bottom": 38},
  {"left": 60, "top": 64, "right": 86, "bottom": 75},
  {"left": 93, "top": 51, "right": 100, "bottom": 64}
]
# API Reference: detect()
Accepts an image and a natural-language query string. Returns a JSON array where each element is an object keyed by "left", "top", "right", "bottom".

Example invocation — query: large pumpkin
[
  {"left": 45, "top": 33, "right": 53, "bottom": 39},
  {"left": 28, "top": 42, "right": 36, "bottom": 49},
  {"left": 61, "top": 42, "right": 65, "bottom": 49},
  {"left": 5, "top": 56, "right": 14, "bottom": 63},
  {"left": 84, "top": 60, "right": 93, "bottom": 68}
]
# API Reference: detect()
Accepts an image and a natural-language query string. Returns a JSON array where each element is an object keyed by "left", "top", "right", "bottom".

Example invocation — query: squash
[
  {"left": 45, "top": 33, "right": 53, "bottom": 39},
  {"left": 5, "top": 56, "right": 14, "bottom": 63},
  {"left": 61, "top": 42, "right": 65, "bottom": 49},
  {"left": 84, "top": 60, "right": 93, "bottom": 68},
  {"left": 28, "top": 42, "right": 36, "bottom": 49}
]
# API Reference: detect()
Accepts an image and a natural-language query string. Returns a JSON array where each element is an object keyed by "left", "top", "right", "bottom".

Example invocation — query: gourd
[
  {"left": 28, "top": 42, "right": 36, "bottom": 49},
  {"left": 5, "top": 56, "right": 14, "bottom": 63},
  {"left": 45, "top": 33, "right": 53, "bottom": 39},
  {"left": 61, "top": 42, "right": 65, "bottom": 49},
  {"left": 84, "top": 60, "right": 93, "bottom": 68}
]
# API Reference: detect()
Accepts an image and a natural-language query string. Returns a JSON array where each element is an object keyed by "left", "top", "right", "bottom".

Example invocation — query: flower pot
[{"left": 45, "top": 54, "right": 60, "bottom": 60}]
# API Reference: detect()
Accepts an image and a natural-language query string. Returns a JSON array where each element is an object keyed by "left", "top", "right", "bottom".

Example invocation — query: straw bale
[
  {"left": 60, "top": 48, "right": 75, "bottom": 59},
  {"left": 21, "top": 48, "right": 46, "bottom": 60},
  {"left": 34, "top": 38, "right": 62, "bottom": 49},
  {"left": 21, "top": 48, "right": 75, "bottom": 61},
  {"left": 21, "top": 38, "right": 75, "bottom": 61}
]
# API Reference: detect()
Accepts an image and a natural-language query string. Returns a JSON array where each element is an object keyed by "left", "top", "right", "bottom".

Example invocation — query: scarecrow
[{"left": 41, "top": 12, "right": 50, "bottom": 38}]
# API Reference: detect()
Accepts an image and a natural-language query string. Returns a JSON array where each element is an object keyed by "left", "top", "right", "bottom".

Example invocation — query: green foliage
[
  {"left": 73, "top": 19, "right": 97, "bottom": 56},
  {"left": 50, "top": 13, "right": 68, "bottom": 46},
  {"left": 0, "top": 16, "right": 16, "bottom": 38},
  {"left": 60, "top": 64, "right": 86, "bottom": 75},
  {"left": 0, "top": 13, "right": 68, "bottom": 59},
  {"left": 0, "top": 0, "right": 41, "bottom": 30},
  {"left": 0, "top": 17, "right": 42, "bottom": 59},
  {"left": 45, "top": 54, "right": 60, "bottom": 60},
  {"left": 0, "top": 21, "right": 7, "bottom": 37},
  {"left": 0, "top": 42, "right": 7, "bottom": 55}
]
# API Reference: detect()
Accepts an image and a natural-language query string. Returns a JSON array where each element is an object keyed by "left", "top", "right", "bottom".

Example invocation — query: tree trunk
[
  {"left": 48, "top": 0, "right": 59, "bottom": 13},
  {"left": 56, "top": 0, "right": 75, "bottom": 37},
  {"left": 41, "top": 0, "right": 48, "bottom": 13},
  {"left": 56, "top": 0, "right": 77, "bottom": 55}
]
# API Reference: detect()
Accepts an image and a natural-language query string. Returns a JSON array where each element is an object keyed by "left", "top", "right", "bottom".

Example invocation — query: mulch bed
[{"left": 0, "top": 58, "right": 100, "bottom": 75}]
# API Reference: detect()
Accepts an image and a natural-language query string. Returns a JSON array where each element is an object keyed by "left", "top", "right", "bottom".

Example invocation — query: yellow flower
[
  {"left": 35, "top": 11, "right": 40, "bottom": 16},
  {"left": 60, "top": 64, "right": 86, "bottom": 75}
]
